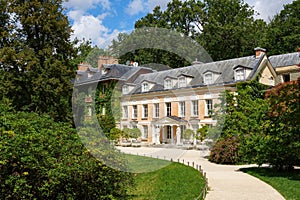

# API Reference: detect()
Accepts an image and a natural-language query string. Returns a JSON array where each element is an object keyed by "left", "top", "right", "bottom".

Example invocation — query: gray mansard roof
[
  {"left": 128, "top": 54, "right": 264, "bottom": 94},
  {"left": 269, "top": 52, "right": 300, "bottom": 68},
  {"left": 75, "top": 64, "right": 153, "bottom": 86}
]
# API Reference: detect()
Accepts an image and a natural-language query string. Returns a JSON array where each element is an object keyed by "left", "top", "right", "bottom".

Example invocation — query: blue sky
[{"left": 63, "top": 0, "right": 294, "bottom": 48}]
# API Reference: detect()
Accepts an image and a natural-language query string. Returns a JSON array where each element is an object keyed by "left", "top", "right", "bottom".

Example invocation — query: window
[
  {"left": 164, "top": 79, "right": 172, "bottom": 89},
  {"left": 180, "top": 125, "right": 186, "bottom": 139},
  {"left": 142, "top": 104, "right": 148, "bottom": 118},
  {"left": 142, "top": 82, "right": 149, "bottom": 92},
  {"left": 166, "top": 102, "right": 171, "bottom": 116},
  {"left": 192, "top": 100, "right": 199, "bottom": 116},
  {"left": 204, "top": 73, "right": 213, "bottom": 84},
  {"left": 122, "top": 106, "right": 128, "bottom": 119},
  {"left": 282, "top": 74, "right": 290, "bottom": 82},
  {"left": 132, "top": 105, "right": 137, "bottom": 119},
  {"left": 167, "top": 126, "right": 172, "bottom": 139},
  {"left": 143, "top": 125, "right": 148, "bottom": 139},
  {"left": 153, "top": 103, "right": 159, "bottom": 118},
  {"left": 235, "top": 69, "right": 245, "bottom": 81},
  {"left": 269, "top": 77, "right": 274, "bottom": 85},
  {"left": 178, "top": 77, "right": 186, "bottom": 87},
  {"left": 179, "top": 101, "right": 185, "bottom": 117},
  {"left": 122, "top": 85, "right": 129, "bottom": 94},
  {"left": 205, "top": 99, "right": 213, "bottom": 116}
]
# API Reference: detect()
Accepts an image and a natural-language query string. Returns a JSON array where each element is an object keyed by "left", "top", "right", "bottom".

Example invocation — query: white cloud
[
  {"left": 245, "top": 0, "right": 294, "bottom": 22},
  {"left": 125, "top": 0, "right": 146, "bottom": 16},
  {"left": 64, "top": 0, "right": 111, "bottom": 11},
  {"left": 70, "top": 14, "right": 120, "bottom": 48},
  {"left": 146, "top": 0, "right": 170, "bottom": 12}
]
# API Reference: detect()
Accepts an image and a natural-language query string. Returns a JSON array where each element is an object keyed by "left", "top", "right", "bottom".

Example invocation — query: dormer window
[
  {"left": 178, "top": 77, "right": 186, "bottom": 88},
  {"left": 204, "top": 73, "right": 213, "bottom": 84},
  {"left": 235, "top": 68, "right": 245, "bottom": 81},
  {"left": 164, "top": 79, "right": 172, "bottom": 89},
  {"left": 122, "top": 85, "right": 129, "bottom": 94},
  {"left": 142, "top": 82, "right": 149, "bottom": 92}
]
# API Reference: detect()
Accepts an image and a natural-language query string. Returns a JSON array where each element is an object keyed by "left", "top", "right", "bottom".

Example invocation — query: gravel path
[{"left": 117, "top": 147, "right": 285, "bottom": 200}]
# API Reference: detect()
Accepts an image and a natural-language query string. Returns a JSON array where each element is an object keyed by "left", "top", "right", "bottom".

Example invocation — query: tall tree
[
  {"left": 199, "top": 0, "right": 266, "bottom": 60},
  {"left": 134, "top": 0, "right": 266, "bottom": 62},
  {"left": 265, "top": 0, "right": 300, "bottom": 55},
  {"left": 0, "top": 0, "right": 75, "bottom": 122}
]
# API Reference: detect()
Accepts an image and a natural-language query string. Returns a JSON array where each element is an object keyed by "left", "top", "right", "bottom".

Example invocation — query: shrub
[
  {"left": 0, "top": 110, "right": 133, "bottom": 199},
  {"left": 183, "top": 129, "right": 195, "bottom": 141},
  {"left": 209, "top": 136, "right": 240, "bottom": 164}
]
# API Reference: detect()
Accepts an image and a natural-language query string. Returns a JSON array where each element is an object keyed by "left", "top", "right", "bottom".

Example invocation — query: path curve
[{"left": 117, "top": 147, "right": 285, "bottom": 200}]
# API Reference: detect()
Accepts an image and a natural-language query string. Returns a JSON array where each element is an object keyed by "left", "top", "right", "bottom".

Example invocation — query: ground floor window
[
  {"left": 167, "top": 126, "right": 172, "bottom": 139},
  {"left": 180, "top": 125, "right": 186, "bottom": 139},
  {"left": 143, "top": 125, "right": 148, "bottom": 139}
]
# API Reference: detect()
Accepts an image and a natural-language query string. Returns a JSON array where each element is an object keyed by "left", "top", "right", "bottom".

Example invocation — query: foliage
[
  {"left": 210, "top": 80, "right": 269, "bottom": 164},
  {"left": 109, "top": 127, "right": 123, "bottom": 140},
  {"left": 128, "top": 162, "right": 206, "bottom": 200},
  {"left": 95, "top": 81, "right": 118, "bottom": 136},
  {"left": 122, "top": 128, "right": 132, "bottom": 139},
  {"left": 0, "top": 0, "right": 75, "bottom": 122},
  {"left": 209, "top": 136, "right": 240, "bottom": 164},
  {"left": 122, "top": 128, "right": 142, "bottom": 139},
  {"left": 265, "top": 0, "right": 300, "bottom": 55},
  {"left": 183, "top": 129, "right": 195, "bottom": 140},
  {"left": 241, "top": 167, "right": 300, "bottom": 200},
  {"left": 132, "top": 0, "right": 265, "bottom": 62},
  {"left": 0, "top": 103, "right": 133, "bottom": 199},
  {"left": 196, "top": 125, "right": 209, "bottom": 142},
  {"left": 198, "top": 0, "right": 266, "bottom": 61},
  {"left": 130, "top": 128, "right": 142, "bottom": 139},
  {"left": 261, "top": 79, "right": 300, "bottom": 170}
]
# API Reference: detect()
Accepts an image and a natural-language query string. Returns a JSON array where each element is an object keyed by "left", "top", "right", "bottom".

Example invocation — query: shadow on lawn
[{"left": 239, "top": 167, "right": 300, "bottom": 181}]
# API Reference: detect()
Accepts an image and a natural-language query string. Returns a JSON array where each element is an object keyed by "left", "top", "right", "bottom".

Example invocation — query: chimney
[
  {"left": 192, "top": 58, "right": 203, "bottom": 65},
  {"left": 254, "top": 47, "right": 266, "bottom": 58},
  {"left": 78, "top": 62, "right": 90, "bottom": 71},
  {"left": 98, "top": 56, "right": 118, "bottom": 70}
]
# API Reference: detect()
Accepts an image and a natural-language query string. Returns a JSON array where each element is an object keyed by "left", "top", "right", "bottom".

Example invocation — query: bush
[
  {"left": 0, "top": 109, "right": 133, "bottom": 199},
  {"left": 183, "top": 129, "right": 195, "bottom": 141},
  {"left": 209, "top": 136, "right": 240, "bottom": 164}
]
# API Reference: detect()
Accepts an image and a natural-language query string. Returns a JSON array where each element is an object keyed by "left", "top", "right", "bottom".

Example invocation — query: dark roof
[
  {"left": 129, "top": 54, "right": 263, "bottom": 94},
  {"left": 75, "top": 64, "right": 154, "bottom": 86},
  {"left": 269, "top": 52, "right": 300, "bottom": 68}
]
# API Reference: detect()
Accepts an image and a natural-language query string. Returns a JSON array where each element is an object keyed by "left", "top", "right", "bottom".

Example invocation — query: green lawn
[
  {"left": 241, "top": 167, "right": 300, "bottom": 200},
  {"left": 127, "top": 161, "right": 207, "bottom": 200},
  {"left": 123, "top": 153, "right": 171, "bottom": 173}
]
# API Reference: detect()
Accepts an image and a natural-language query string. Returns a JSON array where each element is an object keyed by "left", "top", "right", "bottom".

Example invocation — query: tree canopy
[
  {"left": 0, "top": 0, "right": 75, "bottom": 122},
  {"left": 265, "top": 0, "right": 300, "bottom": 55}
]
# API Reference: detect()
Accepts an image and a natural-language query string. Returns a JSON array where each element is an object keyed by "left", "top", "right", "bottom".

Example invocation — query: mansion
[{"left": 75, "top": 48, "right": 300, "bottom": 144}]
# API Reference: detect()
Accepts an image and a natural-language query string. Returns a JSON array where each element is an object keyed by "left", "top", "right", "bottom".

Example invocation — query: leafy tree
[
  {"left": 95, "top": 81, "right": 117, "bottom": 136},
  {"left": 122, "top": 128, "right": 132, "bottom": 139},
  {"left": 210, "top": 80, "right": 269, "bottom": 164},
  {"left": 196, "top": 125, "right": 209, "bottom": 142},
  {"left": 109, "top": 127, "right": 123, "bottom": 140},
  {"left": 261, "top": 78, "right": 300, "bottom": 170},
  {"left": 183, "top": 129, "right": 195, "bottom": 141},
  {"left": 121, "top": 128, "right": 142, "bottom": 139},
  {"left": 133, "top": 0, "right": 265, "bottom": 62},
  {"left": 265, "top": 0, "right": 300, "bottom": 55},
  {"left": 199, "top": 0, "right": 266, "bottom": 61},
  {"left": 0, "top": 0, "right": 76, "bottom": 122},
  {"left": 130, "top": 128, "right": 142, "bottom": 139},
  {"left": 0, "top": 103, "right": 133, "bottom": 199}
]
